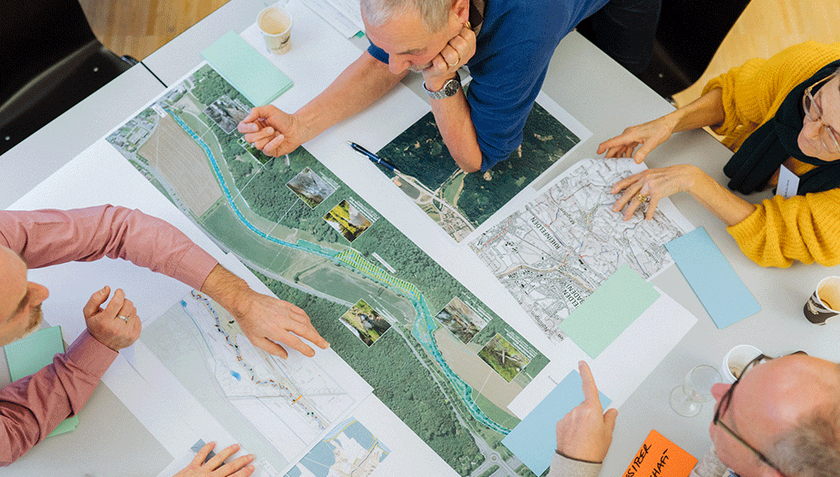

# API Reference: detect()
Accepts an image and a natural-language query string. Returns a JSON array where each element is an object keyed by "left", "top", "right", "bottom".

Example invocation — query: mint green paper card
[
  {"left": 202, "top": 30, "right": 293, "bottom": 106},
  {"left": 559, "top": 265, "right": 660, "bottom": 358},
  {"left": 5, "top": 326, "right": 80, "bottom": 437}
]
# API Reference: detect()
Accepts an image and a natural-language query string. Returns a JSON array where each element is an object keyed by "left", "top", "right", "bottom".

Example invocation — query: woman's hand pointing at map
[{"left": 199, "top": 264, "right": 329, "bottom": 359}]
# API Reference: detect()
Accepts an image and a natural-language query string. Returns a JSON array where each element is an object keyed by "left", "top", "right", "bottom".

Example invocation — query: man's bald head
[{"left": 713, "top": 354, "right": 840, "bottom": 477}]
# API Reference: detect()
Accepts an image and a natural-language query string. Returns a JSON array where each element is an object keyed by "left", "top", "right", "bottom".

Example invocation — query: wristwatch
[{"left": 423, "top": 72, "right": 461, "bottom": 100}]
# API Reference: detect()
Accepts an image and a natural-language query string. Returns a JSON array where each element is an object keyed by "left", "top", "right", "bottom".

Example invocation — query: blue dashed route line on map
[{"left": 166, "top": 109, "right": 510, "bottom": 435}]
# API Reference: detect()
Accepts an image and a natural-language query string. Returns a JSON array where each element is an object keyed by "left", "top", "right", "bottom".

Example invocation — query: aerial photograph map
[
  {"left": 107, "top": 64, "right": 549, "bottom": 477},
  {"left": 375, "top": 104, "right": 584, "bottom": 242}
]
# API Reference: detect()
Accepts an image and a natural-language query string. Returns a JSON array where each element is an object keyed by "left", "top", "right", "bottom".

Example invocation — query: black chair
[
  {"left": 0, "top": 0, "right": 138, "bottom": 156},
  {"left": 578, "top": 0, "right": 752, "bottom": 99}
]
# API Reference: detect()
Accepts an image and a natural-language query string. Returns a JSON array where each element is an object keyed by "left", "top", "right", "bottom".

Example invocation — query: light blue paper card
[
  {"left": 665, "top": 227, "right": 760, "bottom": 328},
  {"left": 559, "top": 265, "right": 659, "bottom": 358},
  {"left": 502, "top": 370, "right": 611, "bottom": 475},
  {"left": 201, "top": 30, "right": 293, "bottom": 106}
]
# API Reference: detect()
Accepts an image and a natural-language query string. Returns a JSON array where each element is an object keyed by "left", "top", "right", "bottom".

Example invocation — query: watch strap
[{"left": 423, "top": 72, "right": 461, "bottom": 99}]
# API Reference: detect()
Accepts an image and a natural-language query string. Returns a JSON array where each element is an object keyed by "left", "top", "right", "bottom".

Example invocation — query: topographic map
[
  {"left": 470, "top": 158, "right": 693, "bottom": 342},
  {"left": 107, "top": 63, "right": 549, "bottom": 477}
]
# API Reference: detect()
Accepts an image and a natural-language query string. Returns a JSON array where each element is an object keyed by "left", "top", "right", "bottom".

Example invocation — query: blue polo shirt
[{"left": 368, "top": 0, "right": 608, "bottom": 170}]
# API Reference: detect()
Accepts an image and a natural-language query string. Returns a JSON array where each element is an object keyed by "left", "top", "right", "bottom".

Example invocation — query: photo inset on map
[
  {"left": 478, "top": 333, "right": 531, "bottom": 383},
  {"left": 323, "top": 199, "right": 373, "bottom": 242},
  {"left": 203, "top": 94, "right": 249, "bottom": 134},
  {"left": 340, "top": 299, "right": 392, "bottom": 347},
  {"left": 284, "top": 416, "right": 390, "bottom": 477},
  {"left": 435, "top": 296, "right": 489, "bottom": 344},
  {"left": 286, "top": 167, "right": 338, "bottom": 209}
]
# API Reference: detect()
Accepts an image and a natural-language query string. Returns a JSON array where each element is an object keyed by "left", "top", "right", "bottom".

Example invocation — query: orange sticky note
[{"left": 623, "top": 430, "right": 698, "bottom": 477}]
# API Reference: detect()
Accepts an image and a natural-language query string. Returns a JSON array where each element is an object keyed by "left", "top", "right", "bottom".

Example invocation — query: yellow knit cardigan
[{"left": 701, "top": 41, "right": 840, "bottom": 267}]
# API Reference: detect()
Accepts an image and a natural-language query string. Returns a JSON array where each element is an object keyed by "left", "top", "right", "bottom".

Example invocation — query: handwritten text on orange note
[{"left": 624, "top": 430, "right": 697, "bottom": 477}]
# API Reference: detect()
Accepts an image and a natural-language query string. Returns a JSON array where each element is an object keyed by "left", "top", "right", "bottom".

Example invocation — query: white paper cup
[
  {"left": 721, "top": 344, "right": 762, "bottom": 383},
  {"left": 803, "top": 276, "right": 840, "bottom": 325},
  {"left": 258, "top": 6, "right": 293, "bottom": 55}
]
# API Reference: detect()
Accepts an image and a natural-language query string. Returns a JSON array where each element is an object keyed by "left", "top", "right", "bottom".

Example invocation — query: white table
[
  {"left": 0, "top": 65, "right": 165, "bottom": 209},
  {"left": 2, "top": 2, "right": 839, "bottom": 476}
]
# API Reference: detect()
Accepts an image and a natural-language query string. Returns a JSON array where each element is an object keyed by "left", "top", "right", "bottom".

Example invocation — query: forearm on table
[
  {"left": 687, "top": 167, "right": 756, "bottom": 226},
  {"left": 295, "top": 52, "right": 405, "bottom": 140},
  {"left": 665, "top": 88, "right": 726, "bottom": 133},
  {"left": 198, "top": 264, "right": 252, "bottom": 317},
  {"left": 430, "top": 89, "right": 482, "bottom": 172},
  {"left": 0, "top": 331, "right": 116, "bottom": 466}
]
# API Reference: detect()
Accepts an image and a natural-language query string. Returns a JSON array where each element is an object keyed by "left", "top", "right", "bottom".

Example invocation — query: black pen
[{"left": 348, "top": 141, "right": 398, "bottom": 172}]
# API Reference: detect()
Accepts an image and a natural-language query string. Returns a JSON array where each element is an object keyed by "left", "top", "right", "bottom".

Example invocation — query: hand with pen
[{"left": 237, "top": 105, "right": 309, "bottom": 157}]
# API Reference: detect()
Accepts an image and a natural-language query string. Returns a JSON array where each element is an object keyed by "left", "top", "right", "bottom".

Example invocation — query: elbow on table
[{"left": 453, "top": 151, "right": 483, "bottom": 173}]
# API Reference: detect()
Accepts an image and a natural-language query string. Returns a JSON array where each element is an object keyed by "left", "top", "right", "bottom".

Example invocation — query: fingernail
[{"left": 579, "top": 360, "right": 585, "bottom": 368}]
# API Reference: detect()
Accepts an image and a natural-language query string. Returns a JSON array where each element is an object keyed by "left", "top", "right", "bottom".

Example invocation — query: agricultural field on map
[
  {"left": 284, "top": 417, "right": 389, "bottom": 477},
  {"left": 375, "top": 104, "right": 581, "bottom": 242},
  {"left": 470, "top": 158, "right": 693, "bottom": 342},
  {"left": 143, "top": 292, "right": 367, "bottom": 475},
  {"left": 107, "top": 64, "right": 549, "bottom": 477}
]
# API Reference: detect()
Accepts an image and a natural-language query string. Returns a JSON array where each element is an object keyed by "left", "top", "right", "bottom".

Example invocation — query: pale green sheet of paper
[
  {"left": 4, "top": 326, "right": 80, "bottom": 436},
  {"left": 201, "top": 30, "right": 293, "bottom": 106},
  {"left": 559, "top": 265, "right": 660, "bottom": 358}
]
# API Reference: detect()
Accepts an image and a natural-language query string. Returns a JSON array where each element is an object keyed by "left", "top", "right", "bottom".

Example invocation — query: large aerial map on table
[
  {"left": 470, "top": 158, "right": 692, "bottom": 343},
  {"left": 107, "top": 64, "right": 549, "bottom": 477},
  {"left": 376, "top": 104, "right": 585, "bottom": 243}
]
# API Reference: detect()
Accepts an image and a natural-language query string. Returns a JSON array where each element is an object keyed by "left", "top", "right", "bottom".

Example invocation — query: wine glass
[{"left": 669, "top": 364, "right": 722, "bottom": 417}]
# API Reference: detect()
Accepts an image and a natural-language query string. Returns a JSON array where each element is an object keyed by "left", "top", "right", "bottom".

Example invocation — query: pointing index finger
[{"left": 579, "top": 361, "right": 602, "bottom": 408}]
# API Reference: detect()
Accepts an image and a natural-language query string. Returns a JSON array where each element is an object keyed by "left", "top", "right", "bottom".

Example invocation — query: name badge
[{"left": 777, "top": 164, "right": 800, "bottom": 198}]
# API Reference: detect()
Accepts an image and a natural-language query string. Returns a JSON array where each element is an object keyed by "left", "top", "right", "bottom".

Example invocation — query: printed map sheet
[
  {"left": 106, "top": 63, "right": 550, "bottom": 477},
  {"left": 375, "top": 95, "right": 591, "bottom": 243},
  {"left": 140, "top": 291, "right": 371, "bottom": 475},
  {"left": 470, "top": 158, "right": 694, "bottom": 342}
]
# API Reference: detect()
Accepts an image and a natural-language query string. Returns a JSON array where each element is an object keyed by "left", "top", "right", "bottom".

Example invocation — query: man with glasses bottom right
[{"left": 549, "top": 357, "right": 840, "bottom": 477}]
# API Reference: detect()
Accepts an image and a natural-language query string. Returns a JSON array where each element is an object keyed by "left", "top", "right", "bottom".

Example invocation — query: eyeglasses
[
  {"left": 712, "top": 352, "right": 806, "bottom": 477},
  {"left": 802, "top": 73, "right": 840, "bottom": 154}
]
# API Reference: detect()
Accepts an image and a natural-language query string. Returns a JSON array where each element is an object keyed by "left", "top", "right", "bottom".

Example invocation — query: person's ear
[{"left": 451, "top": 0, "right": 470, "bottom": 24}]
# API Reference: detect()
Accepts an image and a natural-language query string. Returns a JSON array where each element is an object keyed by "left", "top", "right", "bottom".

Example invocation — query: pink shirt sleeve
[
  {"left": 0, "top": 205, "right": 219, "bottom": 465},
  {"left": 0, "top": 331, "right": 116, "bottom": 465},
  {"left": 0, "top": 205, "right": 218, "bottom": 290}
]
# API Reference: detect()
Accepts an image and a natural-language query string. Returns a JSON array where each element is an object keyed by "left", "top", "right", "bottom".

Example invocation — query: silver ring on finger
[{"left": 117, "top": 314, "right": 131, "bottom": 322}]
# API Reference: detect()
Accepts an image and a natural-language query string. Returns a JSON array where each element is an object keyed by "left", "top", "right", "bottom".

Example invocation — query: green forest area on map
[
  {"left": 107, "top": 64, "right": 550, "bottom": 477},
  {"left": 375, "top": 102, "right": 581, "bottom": 242}
]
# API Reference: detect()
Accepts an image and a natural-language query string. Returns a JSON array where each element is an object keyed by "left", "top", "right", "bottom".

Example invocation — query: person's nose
[
  {"left": 388, "top": 57, "right": 409, "bottom": 75},
  {"left": 711, "top": 382, "right": 730, "bottom": 402},
  {"left": 801, "top": 116, "right": 824, "bottom": 139},
  {"left": 29, "top": 282, "right": 49, "bottom": 306}
]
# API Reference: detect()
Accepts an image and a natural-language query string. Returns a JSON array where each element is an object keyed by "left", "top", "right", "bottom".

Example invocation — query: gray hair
[
  {"left": 360, "top": 0, "right": 452, "bottom": 32},
  {"left": 770, "top": 365, "right": 840, "bottom": 477}
]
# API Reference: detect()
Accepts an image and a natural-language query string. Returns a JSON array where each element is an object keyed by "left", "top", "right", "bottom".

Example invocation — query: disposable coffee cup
[
  {"left": 258, "top": 6, "right": 293, "bottom": 55},
  {"left": 803, "top": 276, "right": 840, "bottom": 325},
  {"left": 721, "top": 344, "right": 762, "bottom": 383}
]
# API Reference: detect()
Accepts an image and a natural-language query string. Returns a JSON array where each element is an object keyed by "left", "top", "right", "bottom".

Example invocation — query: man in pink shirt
[{"left": 0, "top": 205, "right": 329, "bottom": 471}]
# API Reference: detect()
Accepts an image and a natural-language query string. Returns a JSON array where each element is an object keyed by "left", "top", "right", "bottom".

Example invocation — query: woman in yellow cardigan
[{"left": 598, "top": 42, "right": 840, "bottom": 267}]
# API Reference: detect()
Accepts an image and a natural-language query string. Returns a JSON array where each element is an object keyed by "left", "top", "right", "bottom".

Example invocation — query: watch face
[{"left": 444, "top": 78, "right": 460, "bottom": 96}]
